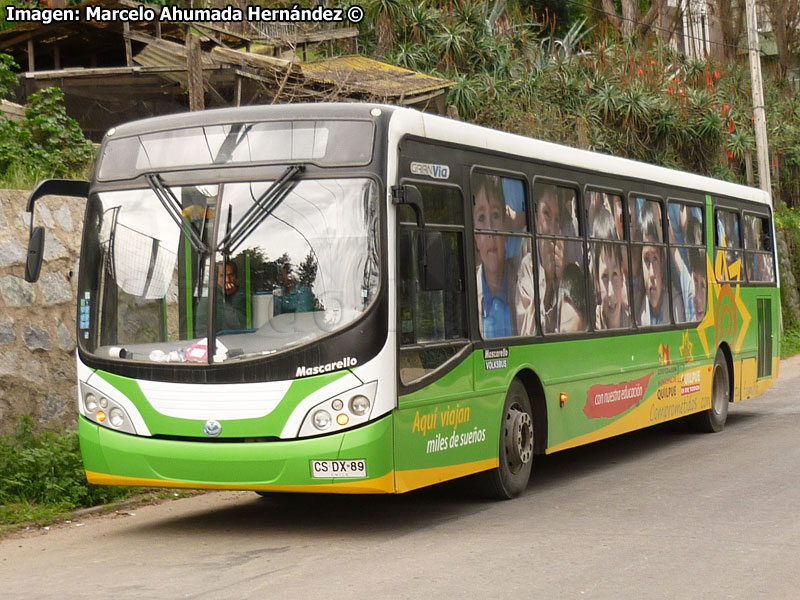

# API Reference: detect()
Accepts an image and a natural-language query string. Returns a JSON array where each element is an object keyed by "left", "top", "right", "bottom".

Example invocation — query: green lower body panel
[{"left": 80, "top": 414, "right": 396, "bottom": 494}]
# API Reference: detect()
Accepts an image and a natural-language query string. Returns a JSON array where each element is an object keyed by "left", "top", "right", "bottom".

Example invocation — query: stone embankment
[{"left": 0, "top": 190, "right": 84, "bottom": 435}]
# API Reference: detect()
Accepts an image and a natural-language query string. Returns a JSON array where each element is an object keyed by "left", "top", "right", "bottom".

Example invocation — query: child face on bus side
[
  {"left": 537, "top": 189, "right": 559, "bottom": 281},
  {"left": 693, "top": 270, "right": 707, "bottom": 320},
  {"left": 598, "top": 246, "right": 623, "bottom": 328},
  {"left": 474, "top": 185, "right": 507, "bottom": 284},
  {"left": 641, "top": 239, "right": 663, "bottom": 315}
]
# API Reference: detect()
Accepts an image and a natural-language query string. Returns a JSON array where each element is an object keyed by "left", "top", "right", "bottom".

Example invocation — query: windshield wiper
[
  {"left": 145, "top": 174, "right": 209, "bottom": 254},
  {"left": 218, "top": 164, "right": 305, "bottom": 255}
]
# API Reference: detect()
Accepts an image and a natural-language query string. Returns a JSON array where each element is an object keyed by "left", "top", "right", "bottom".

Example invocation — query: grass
[
  {"left": 0, "top": 502, "right": 75, "bottom": 534},
  {"left": 0, "top": 416, "right": 207, "bottom": 535},
  {"left": 0, "top": 416, "right": 137, "bottom": 531},
  {"left": 0, "top": 162, "right": 51, "bottom": 190},
  {"left": 781, "top": 324, "right": 800, "bottom": 359},
  {"left": 0, "top": 160, "right": 93, "bottom": 190}
]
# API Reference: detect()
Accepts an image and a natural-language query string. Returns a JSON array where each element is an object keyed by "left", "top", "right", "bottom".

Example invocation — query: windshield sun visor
[{"left": 97, "top": 119, "right": 375, "bottom": 180}]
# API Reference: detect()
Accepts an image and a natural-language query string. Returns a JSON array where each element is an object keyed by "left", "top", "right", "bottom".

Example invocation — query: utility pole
[{"left": 744, "top": 0, "right": 770, "bottom": 194}]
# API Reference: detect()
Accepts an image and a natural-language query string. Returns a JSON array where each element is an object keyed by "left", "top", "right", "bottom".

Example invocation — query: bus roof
[
  {"left": 105, "top": 103, "right": 382, "bottom": 139},
  {"left": 104, "top": 102, "right": 770, "bottom": 207},
  {"left": 387, "top": 105, "right": 771, "bottom": 207}
]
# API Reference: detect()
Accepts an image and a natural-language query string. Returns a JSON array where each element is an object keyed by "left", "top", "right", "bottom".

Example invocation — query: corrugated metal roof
[
  {"left": 300, "top": 55, "right": 453, "bottom": 100},
  {"left": 134, "top": 38, "right": 215, "bottom": 69}
]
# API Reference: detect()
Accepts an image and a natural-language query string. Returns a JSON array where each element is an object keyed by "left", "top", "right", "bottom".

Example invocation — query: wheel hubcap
[{"left": 505, "top": 406, "right": 533, "bottom": 470}]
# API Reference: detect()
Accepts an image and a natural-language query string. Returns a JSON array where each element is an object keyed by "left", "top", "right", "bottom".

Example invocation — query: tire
[
  {"left": 688, "top": 349, "right": 730, "bottom": 433},
  {"left": 479, "top": 379, "right": 534, "bottom": 499}
]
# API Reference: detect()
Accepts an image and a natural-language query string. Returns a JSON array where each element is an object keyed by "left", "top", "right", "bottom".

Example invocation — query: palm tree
[
  {"left": 403, "top": 2, "right": 440, "bottom": 44},
  {"left": 435, "top": 21, "right": 471, "bottom": 71},
  {"left": 447, "top": 71, "right": 481, "bottom": 120},
  {"left": 365, "top": 0, "right": 404, "bottom": 56}
]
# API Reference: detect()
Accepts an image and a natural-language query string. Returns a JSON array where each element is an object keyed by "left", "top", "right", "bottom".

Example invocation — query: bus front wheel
[
  {"left": 688, "top": 349, "right": 730, "bottom": 433},
  {"left": 481, "top": 379, "right": 534, "bottom": 499}
]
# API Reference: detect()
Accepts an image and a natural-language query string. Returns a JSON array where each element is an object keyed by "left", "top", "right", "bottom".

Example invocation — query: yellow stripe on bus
[
  {"left": 394, "top": 458, "right": 498, "bottom": 493},
  {"left": 88, "top": 458, "right": 500, "bottom": 496},
  {"left": 85, "top": 470, "right": 396, "bottom": 494}
]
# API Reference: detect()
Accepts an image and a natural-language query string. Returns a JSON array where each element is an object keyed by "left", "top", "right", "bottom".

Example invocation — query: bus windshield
[{"left": 79, "top": 177, "right": 380, "bottom": 364}]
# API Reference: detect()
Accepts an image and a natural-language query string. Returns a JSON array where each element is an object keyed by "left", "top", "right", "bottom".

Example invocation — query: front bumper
[{"left": 80, "top": 414, "right": 395, "bottom": 494}]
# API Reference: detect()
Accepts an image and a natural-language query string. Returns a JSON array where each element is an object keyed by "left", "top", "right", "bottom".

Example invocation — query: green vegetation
[
  {"left": 782, "top": 325, "right": 800, "bottom": 359},
  {"left": 0, "top": 54, "right": 94, "bottom": 188},
  {"left": 0, "top": 417, "right": 135, "bottom": 531},
  {"left": 0, "top": 87, "right": 95, "bottom": 188},
  {"left": 776, "top": 204, "right": 800, "bottom": 336},
  {"left": 0, "top": 52, "right": 16, "bottom": 98}
]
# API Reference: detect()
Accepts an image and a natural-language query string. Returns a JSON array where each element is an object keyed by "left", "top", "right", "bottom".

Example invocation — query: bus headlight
[
  {"left": 109, "top": 407, "right": 126, "bottom": 428},
  {"left": 85, "top": 393, "right": 99, "bottom": 412},
  {"left": 312, "top": 410, "right": 332, "bottom": 430},
  {"left": 298, "top": 381, "right": 377, "bottom": 438},
  {"left": 349, "top": 395, "right": 370, "bottom": 416},
  {"left": 79, "top": 381, "right": 137, "bottom": 435}
]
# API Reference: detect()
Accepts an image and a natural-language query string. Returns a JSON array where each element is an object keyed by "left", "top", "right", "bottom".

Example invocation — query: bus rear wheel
[
  {"left": 688, "top": 349, "right": 729, "bottom": 433},
  {"left": 480, "top": 379, "right": 534, "bottom": 499}
]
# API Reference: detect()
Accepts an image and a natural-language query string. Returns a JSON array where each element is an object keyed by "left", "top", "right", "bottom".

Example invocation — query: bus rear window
[{"left": 98, "top": 119, "right": 374, "bottom": 180}]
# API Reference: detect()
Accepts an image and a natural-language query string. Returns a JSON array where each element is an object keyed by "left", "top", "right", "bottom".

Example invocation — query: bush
[
  {"left": 0, "top": 86, "right": 94, "bottom": 187},
  {"left": 0, "top": 53, "right": 17, "bottom": 99},
  {"left": 0, "top": 416, "right": 132, "bottom": 512}
]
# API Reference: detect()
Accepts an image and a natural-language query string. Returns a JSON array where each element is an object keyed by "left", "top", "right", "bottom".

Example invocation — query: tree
[
  {"left": 600, "top": 0, "right": 666, "bottom": 39},
  {"left": 297, "top": 252, "right": 318, "bottom": 287},
  {"left": 717, "top": 0, "right": 746, "bottom": 61},
  {"left": 365, "top": 0, "right": 404, "bottom": 56},
  {"left": 517, "top": 0, "right": 583, "bottom": 37},
  {"left": 760, "top": 0, "right": 800, "bottom": 78}
]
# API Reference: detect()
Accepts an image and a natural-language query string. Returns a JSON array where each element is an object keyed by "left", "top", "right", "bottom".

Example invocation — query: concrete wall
[{"left": 0, "top": 189, "right": 84, "bottom": 435}]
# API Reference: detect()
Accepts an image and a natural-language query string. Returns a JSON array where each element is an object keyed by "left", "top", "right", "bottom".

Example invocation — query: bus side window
[
  {"left": 668, "top": 201, "right": 704, "bottom": 323},
  {"left": 534, "top": 183, "right": 585, "bottom": 334},
  {"left": 743, "top": 213, "right": 775, "bottom": 283},
  {"left": 631, "top": 197, "right": 674, "bottom": 326},
  {"left": 399, "top": 184, "right": 468, "bottom": 386},
  {"left": 474, "top": 173, "right": 534, "bottom": 339},
  {"left": 588, "top": 190, "right": 629, "bottom": 331},
  {"left": 715, "top": 208, "right": 743, "bottom": 282}
]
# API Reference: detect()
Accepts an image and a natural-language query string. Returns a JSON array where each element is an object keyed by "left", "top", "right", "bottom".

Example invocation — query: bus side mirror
[
  {"left": 25, "top": 226, "right": 45, "bottom": 283},
  {"left": 24, "top": 178, "right": 90, "bottom": 283},
  {"left": 419, "top": 230, "right": 445, "bottom": 291},
  {"left": 392, "top": 184, "right": 426, "bottom": 229}
]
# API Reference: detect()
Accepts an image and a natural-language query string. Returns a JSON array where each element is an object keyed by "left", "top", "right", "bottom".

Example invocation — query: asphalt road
[{"left": 3, "top": 355, "right": 800, "bottom": 599}]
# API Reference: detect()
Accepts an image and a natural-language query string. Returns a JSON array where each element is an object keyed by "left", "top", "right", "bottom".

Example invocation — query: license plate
[{"left": 311, "top": 459, "right": 367, "bottom": 478}]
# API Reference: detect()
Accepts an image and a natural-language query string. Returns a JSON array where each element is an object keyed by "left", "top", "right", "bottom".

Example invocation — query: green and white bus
[{"left": 25, "top": 103, "right": 780, "bottom": 498}]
